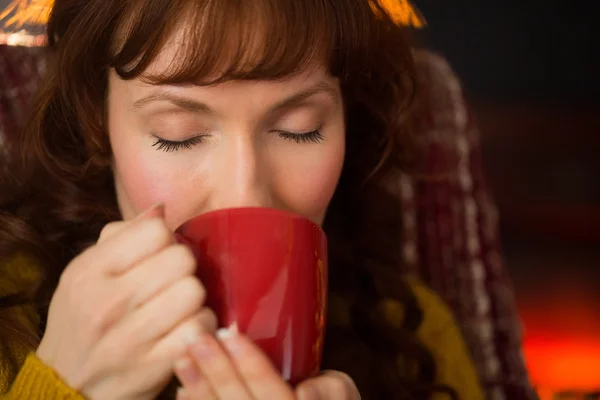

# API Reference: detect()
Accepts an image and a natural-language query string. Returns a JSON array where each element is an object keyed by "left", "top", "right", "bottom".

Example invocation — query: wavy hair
[{"left": 0, "top": 0, "right": 457, "bottom": 398}]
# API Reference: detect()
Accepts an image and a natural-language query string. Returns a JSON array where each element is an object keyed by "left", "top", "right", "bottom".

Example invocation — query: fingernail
[
  {"left": 174, "top": 357, "right": 200, "bottom": 385},
  {"left": 216, "top": 322, "right": 238, "bottom": 339},
  {"left": 176, "top": 387, "right": 189, "bottom": 400},
  {"left": 137, "top": 203, "right": 165, "bottom": 219},
  {"left": 216, "top": 323, "right": 241, "bottom": 355}
]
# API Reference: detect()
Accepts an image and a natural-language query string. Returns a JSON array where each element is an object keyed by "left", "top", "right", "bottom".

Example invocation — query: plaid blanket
[{"left": 400, "top": 50, "right": 538, "bottom": 399}]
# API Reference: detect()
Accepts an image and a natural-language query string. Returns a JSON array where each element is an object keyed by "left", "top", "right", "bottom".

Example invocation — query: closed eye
[
  {"left": 151, "top": 134, "right": 208, "bottom": 152},
  {"left": 152, "top": 128, "right": 324, "bottom": 152},
  {"left": 275, "top": 129, "right": 324, "bottom": 144}
]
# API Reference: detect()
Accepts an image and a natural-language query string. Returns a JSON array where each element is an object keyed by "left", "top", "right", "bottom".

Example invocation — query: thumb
[
  {"left": 296, "top": 384, "right": 320, "bottom": 400},
  {"left": 295, "top": 371, "right": 360, "bottom": 400}
]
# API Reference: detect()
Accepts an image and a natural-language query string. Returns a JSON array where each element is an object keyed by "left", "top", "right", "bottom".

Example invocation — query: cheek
[
  {"left": 274, "top": 137, "right": 345, "bottom": 223},
  {"left": 113, "top": 149, "right": 175, "bottom": 211},
  {"left": 111, "top": 139, "right": 198, "bottom": 228}
]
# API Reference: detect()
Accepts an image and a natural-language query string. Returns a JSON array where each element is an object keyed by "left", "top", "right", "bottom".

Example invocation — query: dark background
[
  {"left": 413, "top": 0, "right": 599, "bottom": 391},
  {"left": 413, "top": 0, "right": 599, "bottom": 104}
]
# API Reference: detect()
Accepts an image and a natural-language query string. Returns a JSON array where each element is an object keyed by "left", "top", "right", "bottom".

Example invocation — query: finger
[
  {"left": 150, "top": 308, "right": 218, "bottom": 364},
  {"left": 295, "top": 371, "right": 360, "bottom": 400},
  {"left": 83, "top": 215, "right": 174, "bottom": 276},
  {"left": 97, "top": 221, "right": 127, "bottom": 244},
  {"left": 117, "top": 276, "right": 206, "bottom": 343},
  {"left": 188, "top": 330, "right": 253, "bottom": 400},
  {"left": 96, "top": 204, "right": 164, "bottom": 244},
  {"left": 120, "top": 244, "right": 197, "bottom": 310},
  {"left": 216, "top": 329, "right": 294, "bottom": 399},
  {"left": 175, "top": 356, "right": 217, "bottom": 400}
]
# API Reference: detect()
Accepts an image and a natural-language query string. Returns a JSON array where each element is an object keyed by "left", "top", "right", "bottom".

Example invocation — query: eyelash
[
  {"left": 152, "top": 135, "right": 207, "bottom": 152},
  {"left": 152, "top": 129, "right": 324, "bottom": 152},
  {"left": 275, "top": 129, "right": 324, "bottom": 144}
]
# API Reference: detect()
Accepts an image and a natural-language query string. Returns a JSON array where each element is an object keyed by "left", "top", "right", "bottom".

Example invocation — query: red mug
[{"left": 175, "top": 207, "right": 328, "bottom": 384}]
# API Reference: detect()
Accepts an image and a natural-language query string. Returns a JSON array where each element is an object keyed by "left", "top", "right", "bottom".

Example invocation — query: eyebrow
[
  {"left": 131, "top": 80, "right": 340, "bottom": 114},
  {"left": 132, "top": 90, "right": 215, "bottom": 114}
]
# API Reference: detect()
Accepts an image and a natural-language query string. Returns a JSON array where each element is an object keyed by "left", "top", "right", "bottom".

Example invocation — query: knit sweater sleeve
[
  {"left": 1, "top": 353, "right": 85, "bottom": 400},
  {"left": 0, "top": 255, "right": 85, "bottom": 399}
]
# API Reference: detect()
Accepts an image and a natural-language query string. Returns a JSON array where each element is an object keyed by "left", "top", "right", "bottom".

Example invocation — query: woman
[{"left": 0, "top": 0, "right": 483, "bottom": 399}]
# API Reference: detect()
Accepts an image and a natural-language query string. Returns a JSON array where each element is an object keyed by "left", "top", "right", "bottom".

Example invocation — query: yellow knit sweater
[{"left": 0, "top": 256, "right": 483, "bottom": 399}]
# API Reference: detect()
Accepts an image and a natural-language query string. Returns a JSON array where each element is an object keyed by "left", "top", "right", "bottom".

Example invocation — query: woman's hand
[
  {"left": 36, "top": 204, "right": 217, "bottom": 400},
  {"left": 175, "top": 328, "right": 360, "bottom": 400}
]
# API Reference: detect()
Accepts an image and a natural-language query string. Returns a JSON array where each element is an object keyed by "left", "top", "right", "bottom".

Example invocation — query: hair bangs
[{"left": 110, "top": 0, "right": 376, "bottom": 85}]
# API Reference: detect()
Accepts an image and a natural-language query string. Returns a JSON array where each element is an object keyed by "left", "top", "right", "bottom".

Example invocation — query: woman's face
[{"left": 107, "top": 55, "right": 346, "bottom": 230}]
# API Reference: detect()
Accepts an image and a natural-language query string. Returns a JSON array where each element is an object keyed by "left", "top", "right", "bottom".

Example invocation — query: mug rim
[{"left": 175, "top": 206, "right": 325, "bottom": 235}]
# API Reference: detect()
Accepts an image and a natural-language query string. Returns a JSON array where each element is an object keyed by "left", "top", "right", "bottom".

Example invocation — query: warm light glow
[
  {"left": 525, "top": 336, "right": 600, "bottom": 390},
  {"left": 519, "top": 290, "right": 600, "bottom": 393},
  {"left": 0, "top": 30, "right": 46, "bottom": 46},
  {"left": 371, "top": 0, "right": 426, "bottom": 28},
  {"left": 0, "top": 0, "right": 53, "bottom": 28}
]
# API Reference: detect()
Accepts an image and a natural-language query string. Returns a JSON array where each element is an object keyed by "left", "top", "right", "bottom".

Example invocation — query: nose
[{"left": 208, "top": 133, "right": 273, "bottom": 211}]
